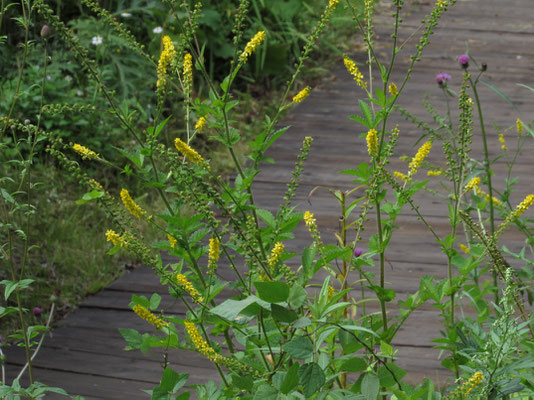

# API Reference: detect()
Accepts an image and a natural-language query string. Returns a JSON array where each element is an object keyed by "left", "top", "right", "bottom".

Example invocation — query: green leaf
[
  {"left": 302, "top": 246, "right": 316, "bottom": 279},
  {"left": 256, "top": 209, "right": 276, "bottom": 229},
  {"left": 254, "top": 281, "right": 289, "bottom": 303},
  {"left": 160, "top": 367, "right": 188, "bottom": 393},
  {"left": 254, "top": 384, "right": 279, "bottom": 400},
  {"left": 359, "top": 100, "right": 374, "bottom": 127},
  {"left": 380, "top": 341, "right": 393, "bottom": 356},
  {"left": 340, "top": 357, "right": 367, "bottom": 372},
  {"left": 150, "top": 293, "right": 162, "bottom": 310},
  {"left": 271, "top": 304, "right": 298, "bottom": 323},
  {"left": 361, "top": 372, "right": 380, "bottom": 400},
  {"left": 299, "top": 362, "right": 325, "bottom": 398},
  {"left": 209, "top": 296, "right": 261, "bottom": 321},
  {"left": 119, "top": 328, "right": 143, "bottom": 349},
  {"left": 283, "top": 336, "right": 313, "bottom": 359},
  {"left": 264, "top": 126, "right": 291, "bottom": 152},
  {"left": 231, "top": 374, "right": 253, "bottom": 391},
  {"left": 378, "top": 364, "right": 406, "bottom": 388},
  {"left": 280, "top": 362, "right": 300, "bottom": 394},
  {"left": 288, "top": 284, "right": 307, "bottom": 309}
]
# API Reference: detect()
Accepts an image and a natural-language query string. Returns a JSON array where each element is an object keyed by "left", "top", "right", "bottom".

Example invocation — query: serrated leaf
[
  {"left": 256, "top": 209, "right": 276, "bottom": 229},
  {"left": 299, "top": 362, "right": 325, "bottom": 398},
  {"left": 271, "top": 304, "right": 298, "bottom": 323},
  {"left": 362, "top": 372, "right": 379, "bottom": 400},
  {"left": 283, "top": 336, "right": 313, "bottom": 359},
  {"left": 288, "top": 284, "right": 307, "bottom": 309},
  {"left": 359, "top": 100, "right": 374, "bottom": 127},
  {"left": 280, "top": 362, "right": 300, "bottom": 394},
  {"left": 254, "top": 281, "right": 289, "bottom": 303}
]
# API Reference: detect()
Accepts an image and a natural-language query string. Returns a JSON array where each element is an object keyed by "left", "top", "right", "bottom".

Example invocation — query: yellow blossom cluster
[
  {"left": 73, "top": 143, "right": 99, "bottom": 160},
  {"left": 120, "top": 188, "right": 148, "bottom": 219},
  {"left": 239, "top": 31, "right": 265, "bottom": 63},
  {"left": 464, "top": 177, "right": 481, "bottom": 193},
  {"left": 427, "top": 170, "right": 443, "bottom": 176},
  {"left": 183, "top": 53, "right": 193, "bottom": 92},
  {"left": 195, "top": 116, "right": 207, "bottom": 132},
  {"left": 343, "top": 57, "right": 367, "bottom": 89},
  {"left": 174, "top": 138, "right": 205, "bottom": 164},
  {"left": 106, "top": 229, "right": 125, "bottom": 247},
  {"left": 327, "top": 285, "right": 335, "bottom": 300},
  {"left": 388, "top": 82, "right": 398, "bottom": 96},
  {"left": 485, "top": 193, "right": 502, "bottom": 206},
  {"left": 268, "top": 242, "right": 284, "bottom": 267},
  {"left": 167, "top": 234, "right": 177, "bottom": 249},
  {"left": 366, "top": 129, "right": 378, "bottom": 157},
  {"left": 176, "top": 274, "right": 204, "bottom": 303},
  {"left": 499, "top": 132, "right": 507, "bottom": 151},
  {"left": 304, "top": 211, "right": 322, "bottom": 247},
  {"left": 293, "top": 86, "right": 311, "bottom": 103},
  {"left": 157, "top": 35, "right": 176, "bottom": 89},
  {"left": 436, "top": 0, "right": 447, "bottom": 7},
  {"left": 208, "top": 237, "right": 220, "bottom": 274},
  {"left": 185, "top": 321, "right": 222, "bottom": 362},
  {"left": 133, "top": 304, "right": 168, "bottom": 329},
  {"left": 409, "top": 141, "right": 432, "bottom": 175},
  {"left": 459, "top": 244, "right": 470, "bottom": 254},
  {"left": 393, "top": 171, "right": 409, "bottom": 182},
  {"left": 328, "top": 0, "right": 339, "bottom": 9},
  {"left": 304, "top": 211, "right": 316, "bottom": 227},
  {"left": 448, "top": 371, "right": 483, "bottom": 398}
]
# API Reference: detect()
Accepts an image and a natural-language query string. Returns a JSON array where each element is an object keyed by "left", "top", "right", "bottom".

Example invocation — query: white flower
[
  {"left": 65, "top": 75, "right": 72, "bottom": 82},
  {"left": 76, "top": 90, "right": 83, "bottom": 96},
  {"left": 120, "top": 12, "right": 132, "bottom": 17},
  {"left": 152, "top": 26, "right": 163, "bottom": 34},
  {"left": 92, "top": 35, "right": 103, "bottom": 45}
]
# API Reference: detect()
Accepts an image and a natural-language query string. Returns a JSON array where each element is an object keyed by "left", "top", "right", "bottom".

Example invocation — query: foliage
[{"left": 1, "top": 0, "right": 534, "bottom": 399}]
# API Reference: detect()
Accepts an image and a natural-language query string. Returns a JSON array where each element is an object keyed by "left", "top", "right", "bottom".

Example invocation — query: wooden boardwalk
[{"left": 4, "top": 0, "right": 534, "bottom": 398}]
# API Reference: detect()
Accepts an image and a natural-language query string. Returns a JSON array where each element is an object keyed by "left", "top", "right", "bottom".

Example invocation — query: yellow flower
[
  {"left": 268, "top": 242, "right": 284, "bottom": 267},
  {"left": 459, "top": 244, "right": 469, "bottom": 254},
  {"left": 328, "top": 0, "right": 339, "bottom": 9},
  {"left": 183, "top": 53, "right": 193, "bottom": 91},
  {"left": 327, "top": 285, "right": 335, "bottom": 300},
  {"left": 239, "top": 31, "right": 265, "bottom": 63},
  {"left": 195, "top": 116, "right": 207, "bottom": 132},
  {"left": 208, "top": 237, "right": 220, "bottom": 274},
  {"left": 304, "top": 211, "right": 316, "bottom": 227},
  {"left": 157, "top": 35, "right": 176, "bottom": 89},
  {"left": 120, "top": 188, "right": 147, "bottom": 219},
  {"left": 393, "top": 171, "right": 409, "bottom": 181},
  {"left": 499, "top": 132, "right": 507, "bottom": 151},
  {"left": 427, "top": 170, "right": 443, "bottom": 176},
  {"left": 174, "top": 138, "right": 205, "bottom": 164},
  {"left": 436, "top": 0, "right": 447, "bottom": 7},
  {"left": 343, "top": 57, "right": 367, "bottom": 89},
  {"left": 176, "top": 274, "right": 204, "bottom": 303},
  {"left": 167, "top": 234, "right": 177, "bottom": 249},
  {"left": 388, "top": 82, "right": 398, "bottom": 96},
  {"left": 105, "top": 229, "right": 124, "bottom": 247},
  {"left": 366, "top": 129, "right": 378, "bottom": 157},
  {"left": 185, "top": 321, "right": 222, "bottom": 362},
  {"left": 73, "top": 143, "right": 99, "bottom": 160},
  {"left": 509, "top": 194, "right": 534, "bottom": 220},
  {"left": 464, "top": 177, "right": 480, "bottom": 193},
  {"left": 133, "top": 304, "right": 168, "bottom": 329},
  {"left": 409, "top": 141, "right": 432, "bottom": 175},
  {"left": 516, "top": 118, "right": 524, "bottom": 133},
  {"left": 293, "top": 87, "right": 311, "bottom": 103},
  {"left": 486, "top": 193, "right": 502, "bottom": 206}
]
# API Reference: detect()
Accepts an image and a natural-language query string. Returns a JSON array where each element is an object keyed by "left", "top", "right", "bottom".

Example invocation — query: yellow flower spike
[
  {"left": 208, "top": 237, "right": 220, "bottom": 274},
  {"left": 239, "top": 31, "right": 265, "bottom": 63},
  {"left": 366, "top": 129, "right": 378, "bottom": 157},
  {"left": 343, "top": 57, "right": 367, "bottom": 89},
  {"left": 195, "top": 116, "right": 207, "bottom": 132},
  {"left": 120, "top": 188, "right": 148, "bottom": 220},
  {"left": 268, "top": 242, "right": 284, "bottom": 267},
  {"left": 292, "top": 86, "right": 311, "bottom": 103},
  {"left": 436, "top": 0, "right": 447, "bottom": 7},
  {"left": 427, "top": 170, "right": 443, "bottom": 176},
  {"left": 499, "top": 132, "right": 507, "bottom": 151},
  {"left": 328, "top": 0, "right": 339, "bottom": 9},
  {"left": 459, "top": 244, "right": 470, "bottom": 254},
  {"left": 516, "top": 118, "right": 524, "bottom": 133},
  {"left": 303, "top": 211, "right": 316, "bottom": 227},
  {"left": 464, "top": 177, "right": 481, "bottom": 193},
  {"left": 185, "top": 321, "right": 222, "bottom": 362},
  {"left": 327, "top": 285, "right": 335, "bottom": 301},
  {"left": 176, "top": 274, "right": 204, "bottom": 303},
  {"left": 183, "top": 53, "right": 193, "bottom": 91},
  {"left": 167, "top": 234, "right": 177, "bottom": 249},
  {"left": 393, "top": 171, "right": 409, "bottom": 181},
  {"left": 133, "top": 304, "right": 168, "bottom": 329},
  {"left": 157, "top": 35, "right": 176, "bottom": 89},
  {"left": 105, "top": 229, "right": 123, "bottom": 247},
  {"left": 388, "top": 82, "right": 398, "bottom": 96},
  {"left": 73, "top": 143, "right": 99, "bottom": 160},
  {"left": 409, "top": 141, "right": 432, "bottom": 175},
  {"left": 174, "top": 138, "right": 205, "bottom": 164},
  {"left": 486, "top": 193, "right": 502, "bottom": 206}
]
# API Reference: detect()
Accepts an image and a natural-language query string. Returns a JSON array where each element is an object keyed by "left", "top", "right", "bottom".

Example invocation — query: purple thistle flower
[
  {"left": 33, "top": 307, "right": 42, "bottom": 317},
  {"left": 458, "top": 54, "right": 469, "bottom": 69},
  {"left": 353, "top": 248, "right": 364, "bottom": 257},
  {"left": 435, "top": 73, "right": 452, "bottom": 86}
]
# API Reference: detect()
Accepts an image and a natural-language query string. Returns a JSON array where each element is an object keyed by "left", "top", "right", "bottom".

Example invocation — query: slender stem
[{"left": 469, "top": 78, "right": 497, "bottom": 301}]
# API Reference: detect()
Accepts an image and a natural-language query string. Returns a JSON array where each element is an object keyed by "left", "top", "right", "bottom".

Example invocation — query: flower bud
[
  {"left": 41, "top": 24, "right": 51, "bottom": 38},
  {"left": 458, "top": 54, "right": 469, "bottom": 69},
  {"left": 480, "top": 62, "right": 487, "bottom": 72},
  {"left": 33, "top": 307, "right": 42, "bottom": 316}
]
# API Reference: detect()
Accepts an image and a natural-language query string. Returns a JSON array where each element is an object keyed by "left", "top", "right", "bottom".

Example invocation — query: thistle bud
[
  {"left": 41, "top": 24, "right": 51, "bottom": 38},
  {"left": 480, "top": 62, "right": 487, "bottom": 72}
]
